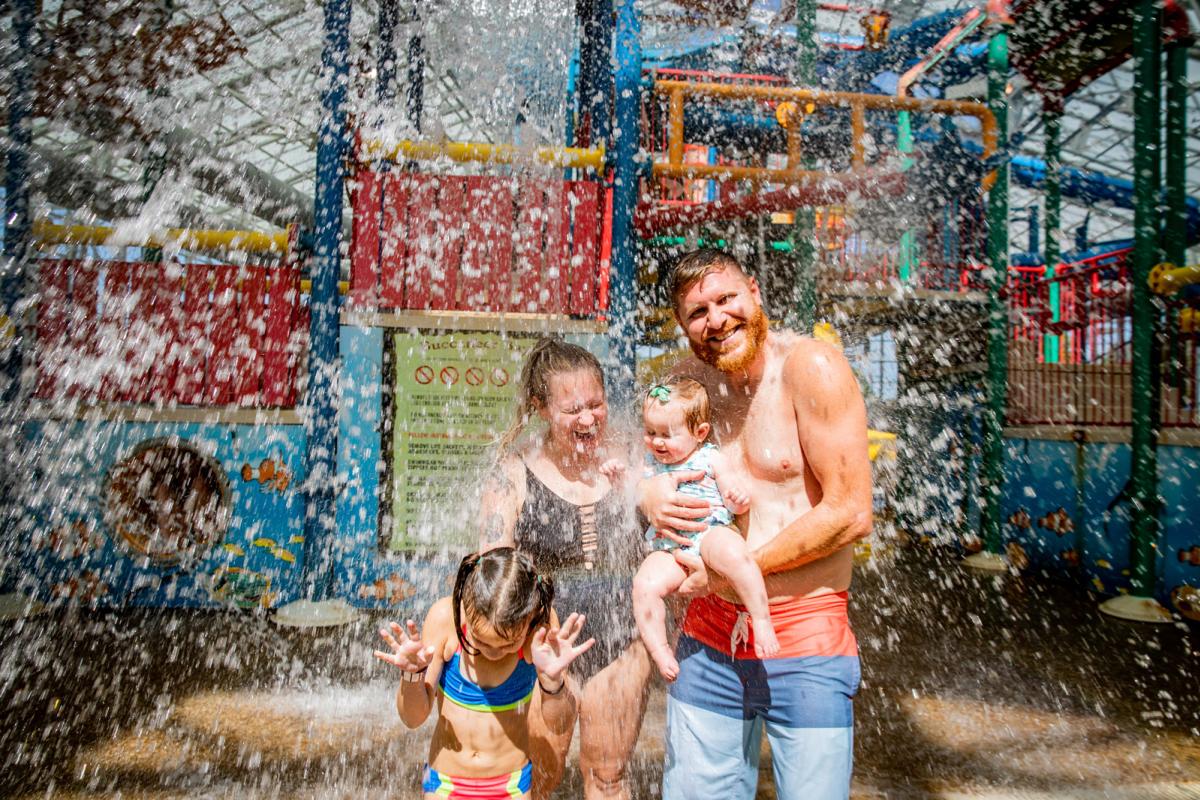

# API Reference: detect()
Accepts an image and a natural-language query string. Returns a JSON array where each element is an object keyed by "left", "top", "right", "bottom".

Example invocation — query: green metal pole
[
  {"left": 1164, "top": 43, "right": 1188, "bottom": 268},
  {"left": 897, "top": 111, "right": 915, "bottom": 283},
  {"left": 1129, "top": 0, "right": 1161, "bottom": 596},
  {"left": 789, "top": 0, "right": 818, "bottom": 331},
  {"left": 980, "top": 28, "right": 1010, "bottom": 556},
  {"left": 1043, "top": 104, "right": 1061, "bottom": 364}
]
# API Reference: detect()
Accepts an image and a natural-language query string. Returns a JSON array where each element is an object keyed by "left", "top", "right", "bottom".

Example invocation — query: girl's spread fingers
[
  {"left": 574, "top": 637, "right": 597, "bottom": 656},
  {"left": 532, "top": 626, "right": 548, "bottom": 648}
]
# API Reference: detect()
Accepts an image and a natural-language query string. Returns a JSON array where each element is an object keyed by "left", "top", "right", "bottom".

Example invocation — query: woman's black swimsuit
[{"left": 514, "top": 464, "right": 641, "bottom": 684}]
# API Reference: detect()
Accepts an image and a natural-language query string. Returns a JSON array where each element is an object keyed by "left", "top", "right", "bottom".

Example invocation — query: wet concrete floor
[{"left": 1, "top": 546, "right": 1197, "bottom": 799}]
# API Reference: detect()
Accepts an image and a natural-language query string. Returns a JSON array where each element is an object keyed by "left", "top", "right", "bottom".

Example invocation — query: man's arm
[
  {"left": 752, "top": 340, "right": 873, "bottom": 576},
  {"left": 478, "top": 456, "right": 524, "bottom": 551}
]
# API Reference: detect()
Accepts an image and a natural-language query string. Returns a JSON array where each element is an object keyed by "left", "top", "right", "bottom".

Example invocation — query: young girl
[
  {"left": 630, "top": 377, "right": 779, "bottom": 680},
  {"left": 374, "top": 548, "right": 594, "bottom": 799}
]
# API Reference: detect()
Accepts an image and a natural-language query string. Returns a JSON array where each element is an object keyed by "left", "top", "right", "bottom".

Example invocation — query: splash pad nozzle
[
  {"left": 1098, "top": 595, "right": 1173, "bottom": 624},
  {"left": 272, "top": 598, "right": 364, "bottom": 628},
  {"left": 961, "top": 551, "right": 1008, "bottom": 572}
]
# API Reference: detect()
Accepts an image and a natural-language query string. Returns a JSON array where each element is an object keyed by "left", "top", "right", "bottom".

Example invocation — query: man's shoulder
[{"left": 777, "top": 334, "right": 849, "bottom": 381}]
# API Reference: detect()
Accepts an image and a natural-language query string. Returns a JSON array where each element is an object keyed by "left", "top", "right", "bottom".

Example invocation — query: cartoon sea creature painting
[
  {"left": 250, "top": 536, "right": 298, "bottom": 564},
  {"left": 1037, "top": 507, "right": 1075, "bottom": 536},
  {"left": 49, "top": 571, "right": 110, "bottom": 604},
  {"left": 1178, "top": 546, "right": 1200, "bottom": 566},
  {"left": 1005, "top": 541, "right": 1029, "bottom": 571},
  {"left": 208, "top": 566, "right": 276, "bottom": 609},
  {"left": 33, "top": 519, "right": 104, "bottom": 560},
  {"left": 1060, "top": 548, "right": 1080, "bottom": 567},
  {"left": 1007, "top": 508, "right": 1032, "bottom": 530},
  {"left": 240, "top": 458, "right": 291, "bottom": 492},
  {"left": 358, "top": 573, "right": 418, "bottom": 605},
  {"left": 1170, "top": 585, "right": 1200, "bottom": 622}
]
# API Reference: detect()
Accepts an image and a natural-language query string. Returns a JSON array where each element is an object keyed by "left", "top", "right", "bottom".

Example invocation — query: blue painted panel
[{"left": 14, "top": 419, "right": 306, "bottom": 609}]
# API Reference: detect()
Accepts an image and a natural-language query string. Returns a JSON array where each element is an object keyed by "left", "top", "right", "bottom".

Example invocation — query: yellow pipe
[
  {"left": 299, "top": 279, "right": 348, "bottom": 296},
  {"left": 1149, "top": 262, "right": 1200, "bottom": 295},
  {"left": 361, "top": 139, "right": 606, "bottom": 171},
  {"left": 32, "top": 221, "right": 289, "bottom": 253}
]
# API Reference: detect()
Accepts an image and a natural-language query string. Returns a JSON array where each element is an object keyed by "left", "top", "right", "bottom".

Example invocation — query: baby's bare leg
[
  {"left": 633, "top": 550, "right": 689, "bottom": 681},
  {"left": 699, "top": 526, "right": 780, "bottom": 658}
]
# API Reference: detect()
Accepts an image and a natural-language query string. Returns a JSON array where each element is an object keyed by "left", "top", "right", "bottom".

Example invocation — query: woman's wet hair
[
  {"left": 644, "top": 376, "right": 711, "bottom": 439},
  {"left": 452, "top": 547, "right": 554, "bottom": 655},
  {"left": 493, "top": 336, "right": 605, "bottom": 453}
]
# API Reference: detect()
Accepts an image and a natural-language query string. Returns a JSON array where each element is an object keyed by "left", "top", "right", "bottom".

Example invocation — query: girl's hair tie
[{"left": 648, "top": 384, "right": 671, "bottom": 404}]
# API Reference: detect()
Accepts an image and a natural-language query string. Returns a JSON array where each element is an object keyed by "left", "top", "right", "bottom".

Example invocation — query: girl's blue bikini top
[{"left": 438, "top": 641, "right": 537, "bottom": 713}]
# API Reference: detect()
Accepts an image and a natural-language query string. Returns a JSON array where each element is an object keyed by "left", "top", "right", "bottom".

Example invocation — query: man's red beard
[{"left": 691, "top": 306, "right": 769, "bottom": 373}]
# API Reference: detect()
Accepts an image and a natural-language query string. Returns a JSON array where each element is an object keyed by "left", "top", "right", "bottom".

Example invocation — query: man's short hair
[{"left": 666, "top": 248, "right": 748, "bottom": 305}]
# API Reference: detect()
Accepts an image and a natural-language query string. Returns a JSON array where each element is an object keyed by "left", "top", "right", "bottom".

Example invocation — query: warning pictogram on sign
[
  {"left": 490, "top": 367, "right": 510, "bottom": 387},
  {"left": 440, "top": 366, "right": 460, "bottom": 386},
  {"left": 414, "top": 365, "right": 434, "bottom": 385},
  {"left": 465, "top": 367, "right": 484, "bottom": 386}
]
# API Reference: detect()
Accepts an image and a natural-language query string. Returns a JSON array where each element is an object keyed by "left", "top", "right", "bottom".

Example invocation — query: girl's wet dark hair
[{"left": 452, "top": 547, "right": 554, "bottom": 655}]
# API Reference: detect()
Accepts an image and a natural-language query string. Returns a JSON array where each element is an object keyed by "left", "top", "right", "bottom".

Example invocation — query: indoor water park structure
[{"left": 1, "top": 0, "right": 1199, "bottom": 797}]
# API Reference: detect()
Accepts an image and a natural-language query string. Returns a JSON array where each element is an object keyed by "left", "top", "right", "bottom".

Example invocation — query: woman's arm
[{"left": 478, "top": 455, "right": 526, "bottom": 551}]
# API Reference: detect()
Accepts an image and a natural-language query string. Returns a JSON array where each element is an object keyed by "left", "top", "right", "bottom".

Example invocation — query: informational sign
[{"left": 387, "top": 331, "right": 537, "bottom": 552}]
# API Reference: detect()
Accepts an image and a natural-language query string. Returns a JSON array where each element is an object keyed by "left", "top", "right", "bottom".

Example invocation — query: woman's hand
[
  {"left": 530, "top": 612, "right": 596, "bottom": 684},
  {"left": 374, "top": 620, "right": 436, "bottom": 674},
  {"left": 638, "top": 470, "right": 712, "bottom": 537}
]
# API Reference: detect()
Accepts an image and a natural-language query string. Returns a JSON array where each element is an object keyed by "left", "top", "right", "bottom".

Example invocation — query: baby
[{"left": 627, "top": 377, "right": 778, "bottom": 680}]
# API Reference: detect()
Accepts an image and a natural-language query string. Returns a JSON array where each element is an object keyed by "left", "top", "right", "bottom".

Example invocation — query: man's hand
[{"left": 639, "top": 470, "right": 711, "bottom": 536}]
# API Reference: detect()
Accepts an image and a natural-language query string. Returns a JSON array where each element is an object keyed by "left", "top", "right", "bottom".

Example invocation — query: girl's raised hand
[
  {"left": 374, "top": 619, "right": 435, "bottom": 674},
  {"left": 530, "top": 612, "right": 596, "bottom": 683}
]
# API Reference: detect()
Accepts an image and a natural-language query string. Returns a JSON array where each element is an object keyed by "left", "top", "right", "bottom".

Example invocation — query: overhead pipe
[{"left": 360, "top": 138, "right": 605, "bottom": 170}]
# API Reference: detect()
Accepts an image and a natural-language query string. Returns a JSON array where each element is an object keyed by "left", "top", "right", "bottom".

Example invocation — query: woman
[{"left": 479, "top": 336, "right": 652, "bottom": 800}]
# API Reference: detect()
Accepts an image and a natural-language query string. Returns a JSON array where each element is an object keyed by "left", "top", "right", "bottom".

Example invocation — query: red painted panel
[
  {"left": 349, "top": 170, "right": 383, "bottom": 308},
  {"left": 124, "top": 264, "right": 161, "bottom": 404},
  {"left": 513, "top": 180, "right": 548, "bottom": 313},
  {"left": 461, "top": 177, "right": 514, "bottom": 312},
  {"left": 285, "top": 303, "right": 308, "bottom": 407},
  {"left": 35, "top": 260, "right": 70, "bottom": 399},
  {"left": 206, "top": 265, "right": 239, "bottom": 405},
  {"left": 379, "top": 172, "right": 411, "bottom": 308},
  {"left": 96, "top": 262, "right": 131, "bottom": 400},
  {"left": 433, "top": 175, "right": 467, "bottom": 310},
  {"left": 404, "top": 174, "right": 441, "bottom": 309},
  {"left": 545, "top": 186, "right": 572, "bottom": 314},
  {"left": 68, "top": 264, "right": 100, "bottom": 400},
  {"left": 568, "top": 181, "right": 602, "bottom": 315},
  {"left": 150, "top": 263, "right": 185, "bottom": 402},
  {"left": 176, "top": 265, "right": 212, "bottom": 405},
  {"left": 234, "top": 266, "right": 267, "bottom": 406},
  {"left": 262, "top": 265, "right": 298, "bottom": 406}
]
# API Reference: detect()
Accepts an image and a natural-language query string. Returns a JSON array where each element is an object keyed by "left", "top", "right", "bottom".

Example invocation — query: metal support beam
[
  {"left": 609, "top": 0, "right": 640, "bottom": 403},
  {"left": 2, "top": 0, "right": 36, "bottom": 401},
  {"left": 1128, "top": 0, "right": 1162, "bottom": 599},
  {"left": 1043, "top": 105, "right": 1062, "bottom": 364},
  {"left": 407, "top": 2, "right": 425, "bottom": 133},
  {"left": 1164, "top": 42, "right": 1188, "bottom": 268},
  {"left": 377, "top": 0, "right": 399, "bottom": 108},
  {"left": 790, "top": 0, "right": 818, "bottom": 331},
  {"left": 980, "top": 27, "right": 1010, "bottom": 558},
  {"left": 299, "top": 0, "right": 351, "bottom": 604}
]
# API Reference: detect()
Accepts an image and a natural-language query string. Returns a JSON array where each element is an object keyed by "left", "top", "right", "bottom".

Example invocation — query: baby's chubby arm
[{"left": 709, "top": 450, "right": 750, "bottom": 515}]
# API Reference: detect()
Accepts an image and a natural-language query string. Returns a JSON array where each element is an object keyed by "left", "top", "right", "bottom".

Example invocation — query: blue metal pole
[
  {"left": 377, "top": 0, "right": 399, "bottom": 108},
  {"left": 406, "top": 4, "right": 425, "bottom": 133},
  {"left": 587, "top": 0, "right": 615, "bottom": 147},
  {"left": 3, "top": 0, "right": 35, "bottom": 401},
  {"left": 609, "top": 0, "right": 640, "bottom": 403},
  {"left": 301, "top": 0, "right": 351, "bottom": 602}
]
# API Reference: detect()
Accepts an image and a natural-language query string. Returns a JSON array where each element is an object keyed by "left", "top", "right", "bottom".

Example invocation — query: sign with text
[{"left": 387, "top": 331, "right": 536, "bottom": 551}]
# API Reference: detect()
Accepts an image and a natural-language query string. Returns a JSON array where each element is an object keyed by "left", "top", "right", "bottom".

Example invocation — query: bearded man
[{"left": 639, "top": 248, "right": 873, "bottom": 800}]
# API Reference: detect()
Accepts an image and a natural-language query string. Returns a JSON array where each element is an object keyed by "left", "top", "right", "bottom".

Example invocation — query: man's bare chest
[{"left": 711, "top": 388, "right": 806, "bottom": 484}]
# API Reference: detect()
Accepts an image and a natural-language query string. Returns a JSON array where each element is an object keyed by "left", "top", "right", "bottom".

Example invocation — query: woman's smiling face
[{"left": 538, "top": 368, "right": 608, "bottom": 458}]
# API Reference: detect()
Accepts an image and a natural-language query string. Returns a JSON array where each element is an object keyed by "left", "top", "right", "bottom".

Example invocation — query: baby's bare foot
[
  {"left": 752, "top": 617, "right": 780, "bottom": 659},
  {"left": 651, "top": 644, "right": 680, "bottom": 682}
]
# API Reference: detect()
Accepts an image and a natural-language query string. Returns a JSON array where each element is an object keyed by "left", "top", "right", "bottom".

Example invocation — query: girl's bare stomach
[{"left": 429, "top": 701, "right": 530, "bottom": 777}]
